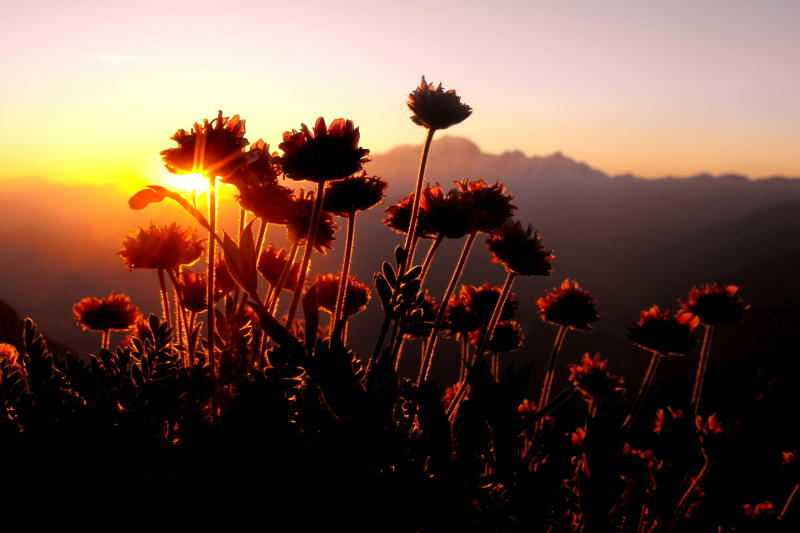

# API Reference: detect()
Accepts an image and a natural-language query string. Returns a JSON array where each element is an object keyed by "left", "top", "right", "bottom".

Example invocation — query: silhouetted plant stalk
[
  {"left": 691, "top": 325, "right": 713, "bottom": 416},
  {"left": 458, "top": 334, "right": 470, "bottom": 382},
  {"left": 447, "top": 271, "right": 516, "bottom": 421},
  {"left": 286, "top": 184, "right": 324, "bottom": 327},
  {"left": 668, "top": 457, "right": 710, "bottom": 532},
  {"left": 157, "top": 268, "right": 172, "bottom": 328},
  {"left": 332, "top": 211, "right": 356, "bottom": 342},
  {"left": 268, "top": 240, "right": 300, "bottom": 313},
  {"left": 535, "top": 324, "right": 568, "bottom": 436},
  {"left": 403, "top": 127, "right": 435, "bottom": 269},
  {"left": 417, "top": 231, "right": 477, "bottom": 385},
  {"left": 420, "top": 233, "right": 443, "bottom": 282},
  {"left": 255, "top": 217, "right": 268, "bottom": 256},
  {"left": 621, "top": 351, "right": 662, "bottom": 431},
  {"left": 780, "top": 483, "right": 799, "bottom": 520},
  {"left": 167, "top": 269, "right": 190, "bottom": 354},
  {"left": 101, "top": 330, "right": 110, "bottom": 351}
]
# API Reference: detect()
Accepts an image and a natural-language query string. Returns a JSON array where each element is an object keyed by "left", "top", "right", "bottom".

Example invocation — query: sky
[{"left": 0, "top": 0, "right": 798, "bottom": 189}]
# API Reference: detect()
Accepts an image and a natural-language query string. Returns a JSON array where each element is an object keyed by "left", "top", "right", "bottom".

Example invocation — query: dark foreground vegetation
[{"left": 0, "top": 78, "right": 797, "bottom": 530}]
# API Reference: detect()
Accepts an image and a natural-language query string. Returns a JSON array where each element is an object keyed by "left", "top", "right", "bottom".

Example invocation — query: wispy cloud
[{"left": 83, "top": 54, "right": 163, "bottom": 62}]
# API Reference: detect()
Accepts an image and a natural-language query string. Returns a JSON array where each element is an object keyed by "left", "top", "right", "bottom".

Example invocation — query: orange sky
[{"left": 1, "top": 0, "right": 798, "bottom": 187}]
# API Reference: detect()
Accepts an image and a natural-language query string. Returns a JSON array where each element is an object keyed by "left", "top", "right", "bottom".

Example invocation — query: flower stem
[
  {"left": 255, "top": 217, "right": 268, "bottom": 257},
  {"left": 332, "top": 211, "right": 357, "bottom": 344},
  {"left": 780, "top": 482, "right": 799, "bottom": 520},
  {"left": 420, "top": 233, "right": 444, "bottom": 283},
  {"left": 691, "top": 325, "right": 713, "bottom": 417},
  {"left": 417, "top": 231, "right": 477, "bottom": 386},
  {"left": 458, "top": 333, "right": 470, "bottom": 382},
  {"left": 267, "top": 240, "right": 300, "bottom": 313},
  {"left": 403, "top": 127, "right": 436, "bottom": 270},
  {"left": 446, "top": 271, "right": 516, "bottom": 422},
  {"left": 286, "top": 182, "right": 324, "bottom": 328},
  {"left": 668, "top": 459, "right": 709, "bottom": 532},
  {"left": 535, "top": 325, "right": 568, "bottom": 437},
  {"left": 101, "top": 330, "right": 110, "bottom": 351},
  {"left": 207, "top": 174, "right": 217, "bottom": 384},
  {"left": 167, "top": 269, "right": 190, "bottom": 360},
  {"left": 157, "top": 269, "right": 172, "bottom": 328},
  {"left": 621, "top": 352, "right": 662, "bottom": 432}
]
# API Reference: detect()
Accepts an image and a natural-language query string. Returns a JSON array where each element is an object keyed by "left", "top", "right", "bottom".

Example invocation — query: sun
[{"left": 163, "top": 171, "right": 206, "bottom": 194}]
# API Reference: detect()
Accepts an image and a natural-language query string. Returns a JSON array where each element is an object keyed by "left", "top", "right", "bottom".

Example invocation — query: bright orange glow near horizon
[{"left": 1, "top": 1, "right": 799, "bottom": 186}]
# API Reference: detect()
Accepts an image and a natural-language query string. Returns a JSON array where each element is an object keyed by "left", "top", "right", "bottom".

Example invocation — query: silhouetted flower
[
  {"left": 279, "top": 117, "right": 370, "bottom": 183},
  {"left": 460, "top": 283, "right": 518, "bottom": 325},
  {"left": 215, "top": 257, "right": 237, "bottom": 299},
  {"left": 406, "top": 291, "right": 439, "bottom": 339},
  {"left": 314, "top": 274, "right": 371, "bottom": 317},
  {"left": 421, "top": 185, "right": 479, "bottom": 238},
  {"left": 118, "top": 223, "right": 204, "bottom": 270},
  {"left": 486, "top": 220, "right": 554, "bottom": 276},
  {"left": 696, "top": 413, "right": 726, "bottom": 453},
  {"left": 627, "top": 305, "right": 697, "bottom": 356},
  {"left": 258, "top": 245, "right": 301, "bottom": 292},
  {"left": 323, "top": 172, "right": 388, "bottom": 216},
  {"left": 471, "top": 320, "right": 523, "bottom": 352},
  {"left": 177, "top": 271, "right": 207, "bottom": 313},
  {"left": 383, "top": 192, "right": 435, "bottom": 239},
  {"left": 518, "top": 399, "right": 538, "bottom": 415},
  {"left": 161, "top": 111, "right": 248, "bottom": 179},
  {"left": 537, "top": 279, "right": 600, "bottom": 331},
  {"left": 287, "top": 190, "right": 337, "bottom": 253},
  {"left": 0, "top": 343, "right": 19, "bottom": 366},
  {"left": 455, "top": 180, "right": 516, "bottom": 233},
  {"left": 568, "top": 353, "right": 625, "bottom": 404},
  {"left": 223, "top": 139, "right": 281, "bottom": 186},
  {"left": 407, "top": 76, "right": 472, "bottom": 130},
  {"left": 73, "top": 293, "right": 141, "bottom": 332},
  {"left": 680, "top": 283, "right": 748, "bottom": 326},
  {"left": 442, "top": 296, "right": 481, "bottom": 336}
]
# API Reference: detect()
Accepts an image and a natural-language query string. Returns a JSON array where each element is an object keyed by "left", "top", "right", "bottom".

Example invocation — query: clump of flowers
[
  {"left": 568, "top": 353, "right": 625, "bottom": 406},
  {"left": 258, "top": 245, "right": 301, "bottom": 292},
  {"left": 537, "top": 279, "right": 600, "bottom": 331},
  {"left": 118, "top": 223, "right": 204, "bottom": 271},
  {"left": 627, "top": 305, "right": 697, "bottom": 356},
  {"left": 384, "top": 192, "right": 435, "bottom": 239},
  {"left": 323, "top": 173, "right": 387, "bottom": 216},
  {"left": 407, "top": 76, "right": 472, "bottom": 130},
  {"left": 421, "top": 185, "right": 478, "bottom": 239},
  {"left": 73, "top": 293, "right": 141, "bottom": 349},
  {"left": 286, "top": 191, "right": 338, "bottom": 253},
  {"left": 455, "top": 179, "right": 516, "bottom": 234}
]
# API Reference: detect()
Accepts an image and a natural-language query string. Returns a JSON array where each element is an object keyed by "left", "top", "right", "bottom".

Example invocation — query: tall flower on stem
[
  {"left": 622, "top": 305, "right": 698, "bottom": 430},
  {"left": 404, "top": 76, "right": 472, "bottom": 266},
  {"left": 323, "top": 173, "right": 386, "bottom": 341},
  {"left": 161, "top": 110, "right": 248, "bottom": 387},
  {"left": 73, "top": 293, "right": 141, "bottom": 350},
  {"left": 534, "top": 279, "right": 599, "bottom": 435},
  {"left": 679, "top": 283, "right": 747, "bottom": 416},
  {"left": 279, "top": 117, "right": 369, "bottom": 329},
  {"left": 118, "top": 223, "right": 204, "bottom": 329}
]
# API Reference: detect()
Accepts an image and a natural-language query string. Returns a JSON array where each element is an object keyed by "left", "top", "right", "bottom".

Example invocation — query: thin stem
[
  {"left": 535, "top": 325, "right": 568, "bottom": 437},
  {"left": 286, "top": 182, "right": 325, "bottom": 328},
  {"left": 446, "top": 271, "right": 516, "bottom": 421},
  {"left": 417, "top": 231, "right": 478, "bottom": 386},
  {"left": 691, "top": 325, "right": 714, "bottom": 416},
  {"left": 157, "top": 269, "right": 172, "bottom": 328},
  {"left": 188, "top": 311, "right": 197, "bottom": 364},
  {"left": 268, "top": 240, "right": 300, "bottom": 313},
  {"left": 332, "top": 211, "right": 357, "bottom": 343},
  {"left": 101, "top": 330, "right": 110, "bottom": 351},
  {"left": 668, "top": 460, "right": 709, "bottom": 532},
  {"left": 255, "top": 217, "right": 268, "bottom": 258},
  {"left": 207, "top": 174, "right": 217, "bottom": 382},
  {"left": 780, "top": 482, "right": 799, "bottom": 520},
  {"left": 492, "top": 352, "right": 500, "bottom": 381},
  {"left": 239, "top": 208, "right": 246, "bottom": 241},
  {"left": 420, "top": 233, "right": 444, "bottom": 283},
  {"left": 622, "top": 352, "right": 662, "bottom": 431},
  {"left": 458, "top": 334, "right": 470, "bottom": 383},
  {"left": 403, "top": 127, "right": 436, "bottom": 269},
  {"left": 167, "top": 269, "right": 190, "bottom": 359},
  {"left": 366, "top": 315, "right": 392, "bottom": 376}
]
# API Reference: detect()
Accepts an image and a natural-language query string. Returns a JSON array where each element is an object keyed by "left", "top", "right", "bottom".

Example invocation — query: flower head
[
  {"left": 161, "top": 111, "right": 248, "bottom": 179},
  {"left": 286, "top": 190, "right": 337, "bottom": 253},
  {"left": 455, "top": 179, "right": 516, "bottom": 233},
  {"left": 215, "top": 257, "right": 237, "bottom": 299},
  {"left": 0, "top": 343, "right": 20, "bottom": 366},
  {"left": 460, "top": 283, "right": 518, "bottom": 325},
  {"left": 486, "top": 220, "right": 554, "bottom": 276},
  {"left": 73, "top": 293, "right": 141, "bottom": 332},
  {"left": 279, "top": 117, "right": 369, "bottom": 183},
  {"left": 442, "top": 297, "right": 482, "bottom": 336},
  {"left": 568, "top": 353, "right": 625, "bottom": 404},
  {"left": 258, "top": 245, "right": 301, "bottom": 292},
  {"left": 228, "top": 140, "right": 294, "bottom": 224},
  {"left": 679, "top": 283, "right": 748, "bottom": 326},
  {"left": 323, "top": 172, "right": 388, "bottom": 216},
  {"left": 421, "top": 185, "right": 479, "bottom": 239},
  {"left": 407, "top": 76, "right": 472, "bottom": 130},
  {"left": 627, "top": 305, "right": 698, "bottom": 356},
  {"left": 383, "top": 192, "right": 435, "bottom": 239},
  {"left": 743, "top": 502, "right": 777, "bottom": 520},
  {"left": 470, "top": 320, "right": 524, "bottom": 352},
  {"left": 313, "top": 274, "right": 371, "bottom": 318},
  {"left": 177, "top": 270, "right": 207, "bottom": 313},
  {"left": 118, "top": 223, "right": 204, "bottom": 271},
  {"left": 537, "top": 279, "right": 600, "bottom": 331}
]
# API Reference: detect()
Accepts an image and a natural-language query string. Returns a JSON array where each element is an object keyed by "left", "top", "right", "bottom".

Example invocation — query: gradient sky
[{"left": 1, "top": 0, "right": 798, "bottom": 188}]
